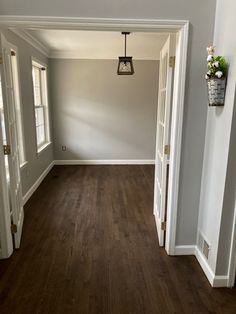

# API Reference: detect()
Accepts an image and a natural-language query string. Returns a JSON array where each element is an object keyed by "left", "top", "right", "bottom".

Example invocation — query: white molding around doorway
[
  {"left": 0, "top": 16, "right": 187, "bottom": 31},
  {"left": 0, "top": 15, "right": 189, "bottom": 257}
]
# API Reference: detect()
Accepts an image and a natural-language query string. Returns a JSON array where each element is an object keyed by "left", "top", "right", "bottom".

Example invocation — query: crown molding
[
  {"left": 0, "top": 15, "right": 186, "bottom": 31},
  {"left": 10, "top": 28, "right": 49, "bottom": 57}
]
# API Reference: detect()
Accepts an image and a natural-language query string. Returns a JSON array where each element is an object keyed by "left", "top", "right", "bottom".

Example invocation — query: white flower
[
  {"left": 207, "top": 46, "right": 215, "bottom": 55},
  {"left": 213, "top": 61, "right": 219, "bottom": 68},
  {"left": 207, "top": 55, "right": 214, "bottom": 62},
  {"left": 207, "top": 70, "right": 211, "bottom": 75},
  {"left": 205, "top": 74, "right": 210, "bottom": 79},
  {"left": 215, "top": 71, "right": 223, "bottom": 78}
]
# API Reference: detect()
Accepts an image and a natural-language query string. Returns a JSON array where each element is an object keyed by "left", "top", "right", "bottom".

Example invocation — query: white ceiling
[{"left": 27, "top": 30, "right": 169, "bottom": 60}]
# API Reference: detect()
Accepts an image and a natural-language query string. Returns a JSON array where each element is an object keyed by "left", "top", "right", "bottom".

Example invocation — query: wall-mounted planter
[
  {"left": 207, "top": 77, "right": 226, "bottom": 106},
  {"left": 205, "top": 46, "right": 228, "bottom": 107}
]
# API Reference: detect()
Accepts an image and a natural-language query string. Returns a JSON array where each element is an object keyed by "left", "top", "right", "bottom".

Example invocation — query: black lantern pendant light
[{"left": 117, "top": 32, "right": 134, "bottom": 75}]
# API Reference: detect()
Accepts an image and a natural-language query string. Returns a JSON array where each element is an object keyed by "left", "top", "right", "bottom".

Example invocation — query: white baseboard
[
  {"left": 22, "top": 159, "right": 152, "bottom": 205},
  {"left": 54, "top": 159, "right": 155, "bottom": 165},
  {"left": 22, "top": 161, "right": 54, "bottom": 205},
  {"left": 174, "top": 245, "right": 196, "bottom": 255},
  {"left": 213, "top": 276, "right": 229, "bottom": 288},
  {"left": 174, "top": 246, "right": 229, "bottom": 287}
]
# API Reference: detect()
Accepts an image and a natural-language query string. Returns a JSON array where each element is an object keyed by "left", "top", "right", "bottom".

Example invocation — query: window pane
[
  {"left": 32, "top": 66, "right": 40, "bottom": 87},
  {"left": 35, "top": 107, "right": 44, "bottom": 127},
  {"left": 32, "top": 66, "right": 41, "bottom": 106},
  {"left": 36, "top": 125, "right": 45, "bottom": 146}
]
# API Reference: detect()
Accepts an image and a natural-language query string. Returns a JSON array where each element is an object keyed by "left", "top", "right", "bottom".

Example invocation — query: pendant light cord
[{"left": 124, "top": 33, "right": 127, "bottom": 57}]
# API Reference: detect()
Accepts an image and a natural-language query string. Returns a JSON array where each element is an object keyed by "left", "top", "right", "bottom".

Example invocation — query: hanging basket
[{"left": 207, "top": 77, "right": 226, "bottom": 106}]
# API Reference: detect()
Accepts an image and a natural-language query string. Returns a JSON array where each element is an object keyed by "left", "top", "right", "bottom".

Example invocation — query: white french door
[
  {"left": 0, "top": 74, "right": 13, "bottom": 258},
  {"left": 0, "top": 33, "right": 24, "bottom": 249},
  {"left": 154, "top": 35, "right": 174, "bottom": 247}
]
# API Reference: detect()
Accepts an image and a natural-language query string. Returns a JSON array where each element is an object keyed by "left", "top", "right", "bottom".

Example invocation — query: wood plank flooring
[{"left": 0, "top": 165, "right": 236, "bottom": 314}]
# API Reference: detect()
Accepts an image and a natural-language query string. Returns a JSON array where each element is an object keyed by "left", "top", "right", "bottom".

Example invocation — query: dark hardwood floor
[{"left": 0, "top": 165, "right": 236, "bottom": 314}]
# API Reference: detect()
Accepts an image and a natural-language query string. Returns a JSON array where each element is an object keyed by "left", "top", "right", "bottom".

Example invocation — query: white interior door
[
  {"left": 154, "top": 35, "right": 174, "bottom": 246},
  {"left": 0, "top": 72, "right": 13, "bottom": 258},
  {"left": 0, "top": 33, "right": 24, "bottom": 249}
]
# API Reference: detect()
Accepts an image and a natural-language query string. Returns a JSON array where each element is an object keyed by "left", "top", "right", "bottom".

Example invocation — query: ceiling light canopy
[{"left": 117, "top": 32, "right": 134, "bottom": 75}]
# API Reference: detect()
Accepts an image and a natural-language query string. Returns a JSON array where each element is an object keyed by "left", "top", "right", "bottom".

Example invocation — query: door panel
[
  {"left": 1, "top": 33, "right": 24, "bottom": 249},
  {"left": 154, "top": 35, "right": 173, "bottom": 246},
  {"left": 0, "top": 64, "right": 13, "bottom": 259}
]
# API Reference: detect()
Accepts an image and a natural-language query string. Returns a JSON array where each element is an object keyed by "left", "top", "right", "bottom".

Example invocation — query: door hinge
[
  {"left": 3, "top": 145, "right": 11, "bottom": 155},
  {"left": 11, "top": 224, "right": 17, "bottom": 234},
  {"left": 169, "top": 56, "right": 176, "bottom": 68},
  {"left": 161, "top": 221, "right": 166, "bottom": 231},
  {"left": 164, "top": 145, "right": 170, "bottom": 155},
  {"left": 0, "top": 55, "right": 2, "bottom": 65}
]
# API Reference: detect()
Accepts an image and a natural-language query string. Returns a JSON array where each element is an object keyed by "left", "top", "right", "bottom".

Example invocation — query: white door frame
[
  {"left": 0, "top": 16, "right": 189, "bottom": 255},
  {"left": 228, "top": 201, "right": 236, "bottom": 287}
]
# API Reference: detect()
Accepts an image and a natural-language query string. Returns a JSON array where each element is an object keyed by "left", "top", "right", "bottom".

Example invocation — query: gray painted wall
[
  {"left": 50, "top": 59, "right": 158, "bottom": 161},
  {"left": 198, "top": 0, "right": 236, "bottom": 275},
  {"left": 0, "top": 0, "right": 216, "bottom": 246},
  {"left": 2, "top": 30, "right": 53, "bottom": 196}
]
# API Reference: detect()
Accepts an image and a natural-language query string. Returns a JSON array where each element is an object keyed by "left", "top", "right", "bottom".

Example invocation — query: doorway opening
[{"left": 0, "top": 18, "right": 189, "bottom": 259}]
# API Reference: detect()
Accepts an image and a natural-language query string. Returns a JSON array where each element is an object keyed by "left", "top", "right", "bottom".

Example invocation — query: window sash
[
  {"left": 32, "top": 65, "right": 43, "bottom": 107},
  {"left": 32, "top": 62, "right": 50, "bottom": 150}
]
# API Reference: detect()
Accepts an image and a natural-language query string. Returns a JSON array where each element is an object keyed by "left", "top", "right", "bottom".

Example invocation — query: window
[
  {"left": 32, "top": 60, "right": 50, "bottom": 152},
  {"left": 11, "top": 50, "right": 26, "bottom": 166}
]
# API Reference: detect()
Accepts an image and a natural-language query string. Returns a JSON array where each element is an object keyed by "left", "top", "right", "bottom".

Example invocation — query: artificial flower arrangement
[
  {"left": 205, "top": 46, "right": 228, "bottom": 80},
  {"left": 205, "top": 46, "right": 228, "bottom": 106}
]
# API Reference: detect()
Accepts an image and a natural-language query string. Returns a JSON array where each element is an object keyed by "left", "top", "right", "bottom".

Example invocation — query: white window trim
[
  {"left": 31, "top": 57, "right": 51, "bottom": 155},
  {"left": 20, "top": 160, "right": 28, "bottom": 170},
  {"left": 37, "top": 141, "right": 52, "bottom": 155}
]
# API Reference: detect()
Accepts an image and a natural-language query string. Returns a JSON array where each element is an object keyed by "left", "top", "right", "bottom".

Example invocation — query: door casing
[{"left": 0, "top": 17, "right": 189, "bottom": 255}]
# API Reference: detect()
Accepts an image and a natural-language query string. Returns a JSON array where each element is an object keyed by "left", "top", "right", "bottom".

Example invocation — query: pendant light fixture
[{"left": 117, "top": 32, "right": 134, "bottom": 75}]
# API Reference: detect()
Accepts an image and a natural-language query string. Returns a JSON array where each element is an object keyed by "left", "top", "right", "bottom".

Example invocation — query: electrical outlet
[{"left": 62, "top": 146, "right": 67, "bottom": 151}]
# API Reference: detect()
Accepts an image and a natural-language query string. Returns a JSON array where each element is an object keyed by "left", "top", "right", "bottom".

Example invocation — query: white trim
[
  {"left": 213, "top": 276, "right": 229, "bottom": 288},
  {"left": 195, "top": 247, "right": 228, "bottom": 287},
  {"left": 22, "top": 161, "right": 54, "bottom": 205},
  {"left": 227, "top": 200, "right": 236, "bottom": 287},
  {"left": 37, "top": 141, "right": 52, "bottom": 156},
  {"left": 165, "top": 22, "right": 189, "bottom": 255},
  {"left": 10, "top": 29, "right": 49, "bottom": 57},
  {"left": 54, "top": 159, "right": 155, "bottom": 165},
  {"left": 195, "top": 246, "right": 215, "bottom": 286},
  {"left": 20, "top": 161, "right": 28, "bottom": 170},
  {"left": 0, "top": 16, "right": 187, "bottom": 31},
  {"left": 174, "top": 245, "right": 196, "bottom": 255},
  {"left": 174, "top": 246, "right": 229, "bottom": 287}
]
